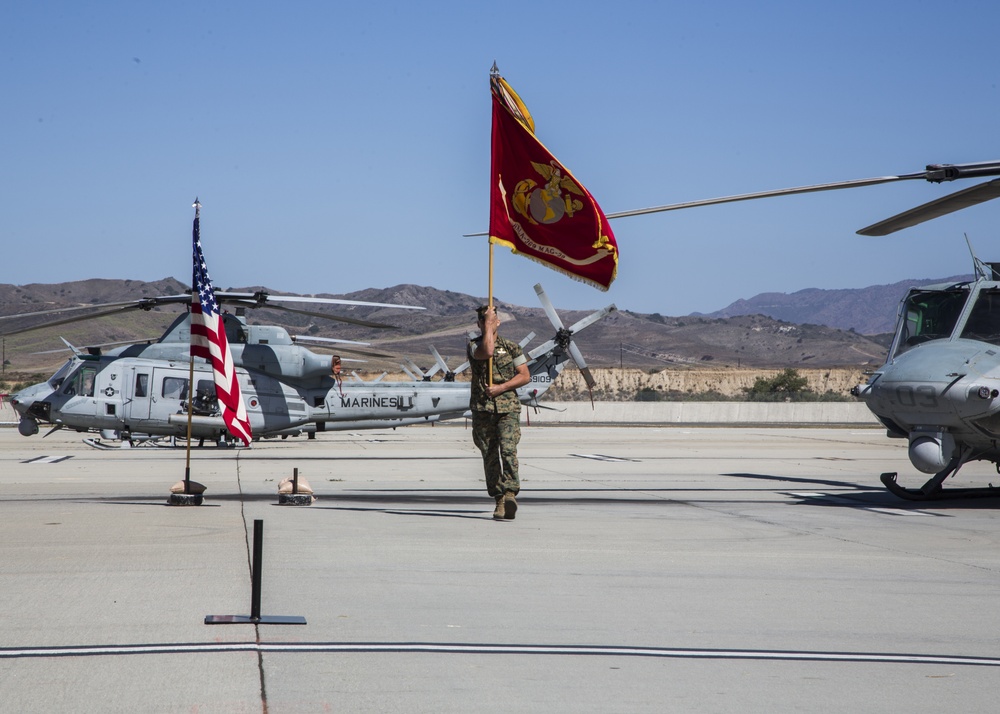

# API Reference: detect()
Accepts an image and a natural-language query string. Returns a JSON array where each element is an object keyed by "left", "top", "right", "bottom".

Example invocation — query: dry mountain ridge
[
  {"left": 703, "top": 275, "right": 972, "bottom": 334},
  {"left": 0, "top": 279, "right": 898, "bottom": 373}
]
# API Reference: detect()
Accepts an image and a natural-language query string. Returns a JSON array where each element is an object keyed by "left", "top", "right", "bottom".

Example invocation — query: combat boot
[
  {"left": 503, "top": 491, "right": 517, "bottom": 520},
  {"left": 492, "top": 495, "right": 506, "bottom": 520}
]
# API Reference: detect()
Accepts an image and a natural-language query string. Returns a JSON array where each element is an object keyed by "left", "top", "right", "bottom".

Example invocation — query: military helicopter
[
  {"left": 7, "top": 284, "right": 613, "bottom": 446},
  {"left": 614, "top": 159, "right": 1000, "bottom": 500}
]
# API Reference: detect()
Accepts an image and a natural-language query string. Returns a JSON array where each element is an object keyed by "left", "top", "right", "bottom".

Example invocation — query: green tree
[
  {"left": 635, "top": 387, "right": 664, "bottom": 402},
  {"left": 744, "top": 368, "right": 811, "bottom": 402}
]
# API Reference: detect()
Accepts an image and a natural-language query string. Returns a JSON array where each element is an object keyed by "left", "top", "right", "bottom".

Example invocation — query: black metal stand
[{"left": 205, "top": 519, "right": 306, "bottom": 625}]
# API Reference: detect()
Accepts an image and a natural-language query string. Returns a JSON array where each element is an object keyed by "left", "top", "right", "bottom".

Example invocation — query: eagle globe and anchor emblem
[{"left": 512, "top": 160, "right": 586, "bottom": 225}]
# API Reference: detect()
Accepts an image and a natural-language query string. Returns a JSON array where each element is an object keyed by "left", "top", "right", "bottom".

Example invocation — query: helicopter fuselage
[
  {"left": 853, "top": 275, "right": 1000, "bottom": 485},
  {"left": 10, "top": 303, "right": 600, "bottom": 444}
]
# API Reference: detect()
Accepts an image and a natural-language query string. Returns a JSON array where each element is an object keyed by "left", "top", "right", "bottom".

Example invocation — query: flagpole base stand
[
  {"left": 205, "top": 614, "right": 307, "bottom": 625},
  {"left": 168, "top": 493, "right": 204, "bottom": 506},
  {"left": 278, "top": 493, "right": 313, "bottom": 506},
  {"left": 205, "top": 520, "right": 307, "bottom": 627}
]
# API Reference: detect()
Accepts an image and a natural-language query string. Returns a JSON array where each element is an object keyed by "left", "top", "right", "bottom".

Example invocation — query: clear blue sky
[{"left": 4, "top": 1, "right": 999, "bottom": 317}]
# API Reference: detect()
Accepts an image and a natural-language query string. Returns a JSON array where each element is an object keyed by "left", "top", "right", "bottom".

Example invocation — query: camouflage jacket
[{"left": 468, "top": 334, "right": 526, "bottom": 413}]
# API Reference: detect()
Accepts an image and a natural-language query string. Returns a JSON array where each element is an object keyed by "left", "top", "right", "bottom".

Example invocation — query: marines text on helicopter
[{"left": 5, "top": 284, "right": 613, "bottom": 447}]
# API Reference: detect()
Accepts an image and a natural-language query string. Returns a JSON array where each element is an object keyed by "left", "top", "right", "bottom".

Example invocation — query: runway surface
[{"left": 2, "top": 423, "right": 999, "bottom": 713}]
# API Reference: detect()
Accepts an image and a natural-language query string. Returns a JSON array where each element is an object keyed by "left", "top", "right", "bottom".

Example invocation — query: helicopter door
[
  {"left": 57, "top": 363, "right": 101, "bottom": 426},
  {"left": 147, "top": 368, "right": 189, "bottom": 426},
  {"left": 124, "top": 368, "right": 153, "bottom": 421}
]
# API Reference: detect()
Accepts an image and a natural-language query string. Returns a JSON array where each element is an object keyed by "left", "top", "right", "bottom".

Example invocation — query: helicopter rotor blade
[
  {"left": 216, "top": 291, "right": 425, "bottom": 312},
  {"left": 531, "top": 282, "right": 609, "bottom": 389},
  {"left": 402, "top": 357, "right": 438, "bottom": 380},
  {"left": 858, "top": 178, "right": 1000, "bottom": 236},
  {"left": 0, "top": 294, "right": 191, "bottom": 324},
  {"left": 429, "top": 346, "right": 452, "bottom": 375},
  {"left": 308, "top": 343, "right": 392, "bottom": 359},
  {"left": 0, "top": 294, "right": 191, "bottom": 337},
  {"left": 568, "top": 341, "right": 596, "bottom": 390},
  {"left": 239, "top": 301, "right": 398, "bottom": 329},
  {"left": 603, "top": 175, "right": 922, "bottom": 221},
  {"left": 534, "top": 284, "right": 565, "bottom": 330},
  {"left": 0, "top": 299, "right": 165, "bottom": 322},
  {"left": 1, "top": 304, "right": 166, "bottom": 338},
  {"left": 290, "top": 334, "right": 393, "bottom": 358},
  {"left": 567, "top": 305, "right": 616, "bottom": 334},
  {"left": 30, "top": 337, "right": 158, "bottom": 355},
  {"left": 463, "top": 160, "right": 1000, "bottom": 236},
  {"left": 291, "top": 334, "right": 371, "bottom": 347},
  {"left": 400, "top": 364, "right": 419, "bottom": 381},
  {"left": 599, "top": 162, "right": 1000, "bottom": 220}
]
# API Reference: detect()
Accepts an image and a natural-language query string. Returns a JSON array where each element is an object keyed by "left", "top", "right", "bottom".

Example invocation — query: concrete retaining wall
[
  {"left": 0, "top": 399, "right": 881, "bottom": 428},
  {"left": 524, "top": 401, "right": 880, "bottom": 426}
]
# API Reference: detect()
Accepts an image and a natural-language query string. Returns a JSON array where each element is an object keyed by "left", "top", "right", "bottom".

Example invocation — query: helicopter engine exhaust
[{"left": 907, "top": 428, "right": 955, "bottom": 474}]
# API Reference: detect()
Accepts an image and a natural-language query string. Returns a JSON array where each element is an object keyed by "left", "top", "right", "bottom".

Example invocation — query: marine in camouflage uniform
[{"left": 468, "top": 305, "right": 531, "bottom": 520}]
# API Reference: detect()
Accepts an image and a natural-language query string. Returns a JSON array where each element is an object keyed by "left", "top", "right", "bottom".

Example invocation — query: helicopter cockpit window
[
  {"left": 62, "top": 365, "right": 97, "bottom": 397},
  {"left": 48, "top": 359, "right": 76, "bottom": 391},
  {"left": 894, "top": 288, "right": 969, "bottom": 357},
  {"left": 162, "top": 377, "right": 188, "bottom": 400},
  {"left": 960, "top": 288, "right": 1000, "bottom": 346}
]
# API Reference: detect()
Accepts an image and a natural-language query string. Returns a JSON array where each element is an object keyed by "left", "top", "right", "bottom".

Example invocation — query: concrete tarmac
[{"left": 2, "top": 423, "right": 1000, "bottom": 713}]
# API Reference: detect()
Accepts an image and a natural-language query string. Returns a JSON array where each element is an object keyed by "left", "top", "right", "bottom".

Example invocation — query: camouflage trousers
[{"left": 471, "top": 410, "right": 521, "bottom": 497}]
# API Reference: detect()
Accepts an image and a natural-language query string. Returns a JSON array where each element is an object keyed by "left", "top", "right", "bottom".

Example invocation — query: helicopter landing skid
[
  {"left": 880, "top": 472, "right": 1000, "bottom": 501},
  {"left": 82, "top": 436, "right": 177, "bottom": 450}
]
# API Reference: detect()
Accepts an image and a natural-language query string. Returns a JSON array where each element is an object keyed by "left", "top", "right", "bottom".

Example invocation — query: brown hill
[{"left": 0, "top": 280, "right": 890, "bottom": 378}]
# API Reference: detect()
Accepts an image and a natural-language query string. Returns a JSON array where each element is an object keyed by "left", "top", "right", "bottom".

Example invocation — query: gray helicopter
[
  {"left": 615, "top": 159, "right": 1000, "bottom": 500},
  {"left": 7, "top": 284, "right": 613, "bottom": 446}
]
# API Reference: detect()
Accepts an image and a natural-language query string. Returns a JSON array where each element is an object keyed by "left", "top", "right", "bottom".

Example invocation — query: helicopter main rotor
[
  {"left": 603, "top": 160, "right": 1000, "bottom": 236},
  {"left": 0, "top": 289, "right": 425, "bottom": 338}
]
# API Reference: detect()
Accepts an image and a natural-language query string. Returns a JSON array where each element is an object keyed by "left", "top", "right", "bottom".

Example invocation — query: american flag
[{"left": 190, "top": 202, "right": 252, "bottom": 446}]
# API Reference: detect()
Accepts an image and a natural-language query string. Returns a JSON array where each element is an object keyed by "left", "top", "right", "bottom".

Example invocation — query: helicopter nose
[{"left": 11, "top": 387, "right": 53, "bottom": 423}]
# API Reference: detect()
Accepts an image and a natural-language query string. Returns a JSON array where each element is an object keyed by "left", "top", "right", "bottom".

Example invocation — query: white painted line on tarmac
[
  {"left": 571, "top": 454, "right": 640, "bottom": 462},
  {"left": 22, "top": 455, "right": 74, "bottom": 464},
  {"left": 1, "top": 641, "right": 998, "bottom": 667}
]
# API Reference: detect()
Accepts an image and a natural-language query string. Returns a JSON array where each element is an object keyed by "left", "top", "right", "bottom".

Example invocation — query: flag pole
[
  {"left": 169, "top": 198, "right": 205, "bottom": 506},
  {"left": 184, "top": 355, "right": 195, "bottom": 491},
  {"left": 487, "top": 63, "right": 499, "bottom": 389},
  {"left": 183, "top": 201, "right": 199, "bottom": 495},
  {"left": 487, "top": 239, "right": 494, "bottom": 388}
]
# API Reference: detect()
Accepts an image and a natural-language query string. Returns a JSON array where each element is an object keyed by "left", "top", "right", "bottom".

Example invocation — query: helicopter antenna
[{"left": 964, "top": 233, "right": 998, "bottom": 280}]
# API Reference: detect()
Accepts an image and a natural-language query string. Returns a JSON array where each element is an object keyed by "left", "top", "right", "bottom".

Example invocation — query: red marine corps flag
[
  {"left": 190, "top": 201, "right": 253, "bottom": 446},
  {"left": 489, "top": 68, "right": 618, "bottom": 291}
]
